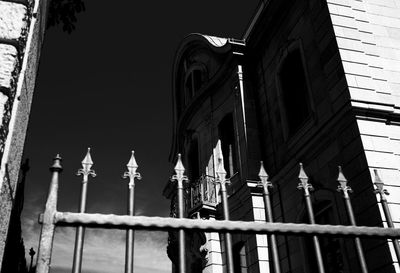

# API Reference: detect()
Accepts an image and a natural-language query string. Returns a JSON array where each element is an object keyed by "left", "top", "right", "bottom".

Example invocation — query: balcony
[{"left": 189, "top": 175, "right": 218, "bottom": 213}]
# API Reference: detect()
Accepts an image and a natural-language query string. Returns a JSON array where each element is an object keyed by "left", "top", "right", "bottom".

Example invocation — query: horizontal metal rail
[{"left": 43, "top": 212, "right": 400, "bottom": 238}]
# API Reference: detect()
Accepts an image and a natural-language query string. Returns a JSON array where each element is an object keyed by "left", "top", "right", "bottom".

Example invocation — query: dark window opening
[
  {"left": 233, "top": 242, "right": 248, "bottom": 273},
  {"left": 188, "top": 138, "right": 199, "bottom": 183},
  {"left": 218, "top": 114, "right": 237, "bottom": 177},
  {"left": 279, "top": 49, "right": 311, "bottom": 136}
]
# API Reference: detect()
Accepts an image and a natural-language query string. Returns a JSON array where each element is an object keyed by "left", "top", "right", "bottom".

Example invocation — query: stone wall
[
  {"left": 327, "top": 0, "right": 400, "bottom": 271},
  {"left": 0, "top": 0, "right": 48, "bottom": 267}
]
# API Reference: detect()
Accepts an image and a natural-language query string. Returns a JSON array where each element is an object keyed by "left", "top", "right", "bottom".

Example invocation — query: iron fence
[{"left": 35, "top": 150, "right": 400, "bottom": 273}]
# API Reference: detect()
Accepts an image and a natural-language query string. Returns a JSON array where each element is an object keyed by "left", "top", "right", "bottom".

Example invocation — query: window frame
[{"left": 275, "top": 39, "right": 315, "bottom": 142}]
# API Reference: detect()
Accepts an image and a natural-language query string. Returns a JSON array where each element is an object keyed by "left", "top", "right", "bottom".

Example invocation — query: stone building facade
[
  {"left": 0, "top": 0, "right": 48, "bottom": 270},
  {"left": 165, "top": 0, "right": 400, "bottom": 272}
]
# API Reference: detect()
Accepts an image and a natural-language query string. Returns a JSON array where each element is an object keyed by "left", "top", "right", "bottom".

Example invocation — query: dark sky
[{"left": 21, "top": 1, "right": 259, "bottom": 272}]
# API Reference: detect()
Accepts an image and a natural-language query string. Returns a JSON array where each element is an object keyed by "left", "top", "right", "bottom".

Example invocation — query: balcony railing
[{"left": 190, "top": 175, "right": 218, "bottom": 209}]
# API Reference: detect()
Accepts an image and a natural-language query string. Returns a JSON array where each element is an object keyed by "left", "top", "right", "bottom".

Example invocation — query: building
[{"left": 164, "top": 0, "right": 400, "bottom": 272}]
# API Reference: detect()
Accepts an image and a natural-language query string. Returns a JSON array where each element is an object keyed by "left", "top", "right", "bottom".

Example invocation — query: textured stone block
[
  {"left": 0, "top": 44, "right": 18, "bottom": 90},
  {"left": 0, "top": 94, "right": 8, "bottom": 127},
  {"left": 0, "top": 1, "right": 27, "bottom": 42}
]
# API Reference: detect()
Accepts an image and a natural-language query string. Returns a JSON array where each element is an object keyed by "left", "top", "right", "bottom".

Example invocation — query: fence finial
[
  {"left": 174, "top": 153, "right": 185, "bottom": 175},
  {"left": 297, "top": 163, "right": 313, "bottom": 192},
  {"left": 337, "top": 166, "right": 352, "bottom": 196},
  {"left": 258, "top": 161, "right": 272, "bottom": 190},
  {"left": 50, "top": 154, "right": 63, "bottom": 172},
  {"left": 216, "top": 158, "right": 230, "bottom": 186},
  {"left": 373, "top": 169, "right": 389, "bottom": 198},
  {"left": 77, "top": 148, "right": 96, "bottom": 179},
  {"left": 82, "top": 148, "right": 93, "bottom": 167},
  {"left": 172, "top": 154, "right": 188, "bottom": 184},
  {"left": 123, "top": 151, "right": 142, "bottom": 188}
]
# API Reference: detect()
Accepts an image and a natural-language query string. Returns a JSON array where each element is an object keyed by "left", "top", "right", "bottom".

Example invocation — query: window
[
  {"left": 278, "top": 48, "right": 312, "bottom": 137},
  {"left": 188, "top": 138, "right": 199, "bottom": 182},
  {"left": 218, "top": 114, "right": 237, "bottom": 177},
  {"left": 233, "top": 242, "right": 248, "bottom": 273}
]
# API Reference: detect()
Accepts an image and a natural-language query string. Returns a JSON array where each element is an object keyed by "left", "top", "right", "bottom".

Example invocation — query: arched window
[{"left": 278, "top": 47, "right": 312, "bottom": 137}]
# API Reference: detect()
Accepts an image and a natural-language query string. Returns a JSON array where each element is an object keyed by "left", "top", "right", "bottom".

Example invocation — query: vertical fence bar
[
  {"left": 373, "top": 169, "right": 400, "bottom": 263},
  {"left": 337, "top": 166, "right": 368, "bottom": 273},
  {"left": 72, "top": 148, "right": 96, "bottom": 273},
  {"left": 123, "top": 151, "right": 141, "bottom": 273},
  {"left": 297, "top": 163, "right": 325, "bottom": 273},
  {"left": 216, "top": 159, "right": 235, "bottom": 273},
  {"left": 36, "top": 155, "right": 62, "bottom": 273},
  {"left": 172, "top": 154, "right": 188, "bottom": 273},
  {"left": 258, "top": 162, "right": 281, "bottom": 273}
]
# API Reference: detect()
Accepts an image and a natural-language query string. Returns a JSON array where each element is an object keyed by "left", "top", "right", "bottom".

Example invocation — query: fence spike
[
  {"left": 82, "top": 147, "right": 93, "bottom": 167},
  {"left": 127, "top": 150, "right": 138, "bottom": 169},
  {"left": 123, "top": 151, "right": 142, "bottom": 189},
  {"left": 258, "top": 161, "right": 272, "bottom": 190},
  {"left": 174, "top": 153, "right": 185, "bottom": 172},
  {"left": 216, "top": 158, "right": 230, "bottom": 186},
  {"left": 373, "top": 169, "right": 389, "bottom": 197},
  {"left": 77, "top": 148, "right": 96, "bottom": 179},
  {"left": 172, "top": 154, "right": 188, "bottom": 184},
  {"left": 297, "top": 163, "right": 313, "bottom": 192},
  {"left": 337, "top": 166, "right": 352, "bottom": 195}
]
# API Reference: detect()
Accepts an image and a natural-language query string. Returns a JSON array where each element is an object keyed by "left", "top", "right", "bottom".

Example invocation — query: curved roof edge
[{"left": 201, "top": 34, "right": 229, "bottom": 48}]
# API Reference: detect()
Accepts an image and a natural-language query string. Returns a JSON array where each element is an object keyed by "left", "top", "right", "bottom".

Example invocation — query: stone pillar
[{"left": 0, "top": 0, "right": 49, "bottom": 267}]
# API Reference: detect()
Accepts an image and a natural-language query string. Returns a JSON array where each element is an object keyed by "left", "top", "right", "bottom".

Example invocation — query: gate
[{"left": 35, "top": 149, "right": 400, "bottom": 273}]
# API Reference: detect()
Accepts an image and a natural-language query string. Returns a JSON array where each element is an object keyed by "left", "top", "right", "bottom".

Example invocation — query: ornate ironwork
[
  {"left": 76, "top": 147, "right": 96, "bottom": 180},
  {"left": 257, "top": 161, "right": 272, "bottom": 191},
  {"left": 190, "top": 175, "right": 217, "bottom": 208},
  {"left": 373, "top": 169, "right": 389, "bottom": 200},
  {"left": 35, "top": 154, "right": 400, "bottom": 273},
  {"left": 123, "top": 150, "right": 142, "bottom": 188},
  {"left": 336, "top": 166, "right": 352, "bottom": 197},
  {"left": 297, "top": 163, "right": 313, "bottom": 194}
]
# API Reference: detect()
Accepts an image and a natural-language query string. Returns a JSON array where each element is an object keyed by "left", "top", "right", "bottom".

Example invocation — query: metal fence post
[
  {"left": 172, "top": 154, "right": 188, "bottom": 273},
  {"left": 337, "top": 166, "right": 368, "bottom": 273},
  {"left": 258, "top": 162, "right": 281, "bottom": 273},
  {"left": 216, "top": 159, "right": 234, "bottom": 273},
  {"left": 123, "top": 151, "right": 142, "bottom": 273},
  {"left": 373, "top": 169, "right": 400, "bottom": 263},
  {"left": 72, "top": 148, "right": 96, "bottom": 273},
  {"left": 297, "top": 163, "right": 325, "bottom": 273},
  {"left": 36, "top": 155, "right": 62, "bottom": 273}
]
